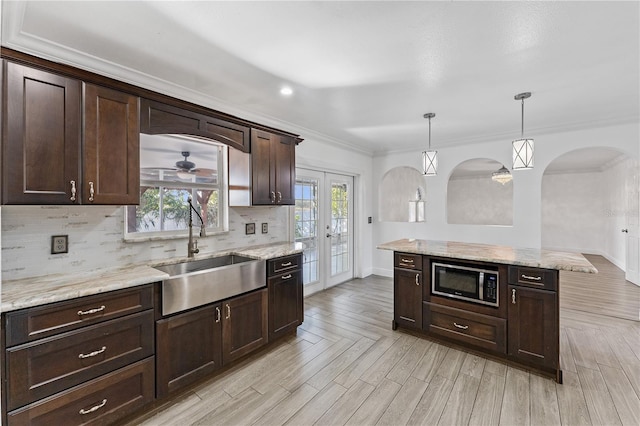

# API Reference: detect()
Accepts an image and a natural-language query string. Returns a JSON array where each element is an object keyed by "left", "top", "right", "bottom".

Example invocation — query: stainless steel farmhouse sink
[{"left": 155, "top": 255, "right": 266, "bottom": 315}]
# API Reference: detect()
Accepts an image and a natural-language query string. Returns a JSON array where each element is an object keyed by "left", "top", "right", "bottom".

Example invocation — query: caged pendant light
[
  {"left": 422, "top": 113, "right": 437, "bottom": 176},
  {"left": 512, "top": 92, "right": 534, "bottom": 169}
]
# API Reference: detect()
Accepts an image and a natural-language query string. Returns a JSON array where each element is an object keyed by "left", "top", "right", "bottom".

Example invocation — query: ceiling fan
[{"left": 142, "top": 151, "right": 216, "bottom": 179}]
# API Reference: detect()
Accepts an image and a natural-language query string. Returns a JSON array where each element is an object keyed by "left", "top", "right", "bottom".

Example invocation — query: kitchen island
[{"left": 378, "top": 238, "right": 597, "bottom": 383}]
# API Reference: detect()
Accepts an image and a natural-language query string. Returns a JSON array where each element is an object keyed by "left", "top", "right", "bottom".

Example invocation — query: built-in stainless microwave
[{"left": 432, "top": 262, "right": 499, "bottom": 307}]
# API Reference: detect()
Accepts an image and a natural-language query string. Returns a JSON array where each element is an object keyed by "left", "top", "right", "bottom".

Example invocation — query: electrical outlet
[
  {"left": 51, "top": 235, "right": 68, "bottom": 254},
  {"left": 262, "top": 223, "right": 268, "bottom": 234}
]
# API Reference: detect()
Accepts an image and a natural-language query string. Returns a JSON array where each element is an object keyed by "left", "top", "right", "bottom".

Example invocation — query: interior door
[
  {"left": 295, "top": 169, "right": 354, "bottom": 295},
  {"left": 625, "top": 161, "right": 639, "bottom": 286}
]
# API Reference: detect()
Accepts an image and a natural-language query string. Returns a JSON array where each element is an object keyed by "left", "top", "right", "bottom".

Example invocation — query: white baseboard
[{"left": 372, "top": 267, "right": 393, "bottom": 278}]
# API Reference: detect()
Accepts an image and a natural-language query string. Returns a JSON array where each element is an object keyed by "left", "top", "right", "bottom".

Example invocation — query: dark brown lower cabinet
[
  {"left": 507, "top": 285, "right": 558, "bottom": 369},
  {"left": 156, "top": 288, "right": 268, "bottom": 396},
  {"left": 268, "top": 268, "right": 303, "bottom": 341},
  {"left": 393, "top": 267, "right": 423, "bottom": 330},
  {"left": 156, "top": 304, "right": 222, "bottom": 398},
  {"left": 424, "top": 302, "right": 506, "bottom": 354},
  {"left": 7, "top": 357, "right": 154, "bottom": 426},
  {"left": 222, "top": 289, "right": 268, "bottom": 365}
]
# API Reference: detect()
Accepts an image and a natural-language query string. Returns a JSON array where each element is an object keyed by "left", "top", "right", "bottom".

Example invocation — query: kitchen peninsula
[{"left": 378, "top": 238, "right": 597, "bottom": 383}]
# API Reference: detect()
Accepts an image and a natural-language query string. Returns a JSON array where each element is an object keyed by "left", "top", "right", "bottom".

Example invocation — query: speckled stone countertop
[
  {"left": 1, "top": 242, "right": 304, "bottom": 313},
  {"left": 378, "top": 239, "right": 597, "bottom": 273}
]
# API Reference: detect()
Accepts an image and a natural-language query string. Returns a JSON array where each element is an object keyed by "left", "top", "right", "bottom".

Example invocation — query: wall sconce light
[
  {"left": 512, "top": 92, "right": 534, "bottom": 169},
  {"left": 491, "top": 165, "right": 512, "bottom": 185},
  {"left": 408, "top": 188, "right": 425, "bottom": 222},
  {"left": 422, "top": 113, "right": 437, "bottom": 176}
]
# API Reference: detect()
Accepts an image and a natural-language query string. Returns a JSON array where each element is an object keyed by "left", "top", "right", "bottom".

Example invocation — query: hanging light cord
[
  {"left": 428, "top": 116, "right": 432, "bottom": 149},
  {"left": 520, "top": 97, "right": 525, "bottom": 138}
]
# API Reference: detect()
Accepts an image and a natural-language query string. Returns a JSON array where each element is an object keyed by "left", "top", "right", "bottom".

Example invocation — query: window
[{"left": 125, "top": 134, "right": 228, "bottom": 240}]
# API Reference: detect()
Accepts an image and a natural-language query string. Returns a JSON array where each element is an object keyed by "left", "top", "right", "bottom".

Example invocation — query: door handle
[
  {"left": 622, "top": 229, "right": 629, "bottom": 233},
  {"left": 415, "top": 273, "right": 420, "bottom": 286},
  {"left": 512, "top": 288, "right": 517, "bottom": 304},
  {"left": 326, "top": 233, "right": 334, "bottom": 238}
]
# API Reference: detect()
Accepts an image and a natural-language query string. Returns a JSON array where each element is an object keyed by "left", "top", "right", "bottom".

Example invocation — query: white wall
[
  {"left": 541, "top": 171, "right": 604, "bottom": 254},
  {"left": 1, "top": 205, "right": 290, "bottom": 281},
  {"left": 372, "top": 122, "right": 640, "bottom": 277},
  {"left": 447, "top": 176, "right": 513, "bottom": 225},
  {"left": 296, "top": 137, "right": 374, "bottom": 278}
]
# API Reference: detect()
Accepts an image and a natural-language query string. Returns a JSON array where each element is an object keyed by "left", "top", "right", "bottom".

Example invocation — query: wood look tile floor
[{"left": 126, "top": 260, "right": 640, "bottom": 426}]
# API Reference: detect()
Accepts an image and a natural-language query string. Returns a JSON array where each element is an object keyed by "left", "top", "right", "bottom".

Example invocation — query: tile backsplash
[{"left": 1, "top": 205, "right": 292, "bottom": 281}]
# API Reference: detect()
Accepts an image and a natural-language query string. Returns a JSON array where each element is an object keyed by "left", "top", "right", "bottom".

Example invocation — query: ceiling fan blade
[{"left": 193, "top": 168, "right": 216, "bottom": 177}]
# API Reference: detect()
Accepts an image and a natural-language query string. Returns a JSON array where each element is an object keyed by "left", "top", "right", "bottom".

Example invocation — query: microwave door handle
[{"left": 478, "top": 272, "right": 484, "bottom": 300}]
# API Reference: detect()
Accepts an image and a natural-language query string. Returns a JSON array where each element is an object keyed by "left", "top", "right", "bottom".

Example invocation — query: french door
[{"left": 295, "top": 169, "right": 354, "bottom": 295}]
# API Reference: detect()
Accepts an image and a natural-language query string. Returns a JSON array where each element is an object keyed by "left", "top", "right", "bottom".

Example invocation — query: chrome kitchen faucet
[{"left": 187, "top": 196, "right": 206, "bottom": 258}]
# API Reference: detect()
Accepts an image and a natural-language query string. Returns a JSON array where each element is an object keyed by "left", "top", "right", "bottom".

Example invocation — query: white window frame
[{"left": 124, "top": 143, "right": 229, "bottom": 241}]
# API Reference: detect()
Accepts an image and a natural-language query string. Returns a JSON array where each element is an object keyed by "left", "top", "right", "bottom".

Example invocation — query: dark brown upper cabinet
[
  {"left": 2, "top": 61, "right": 81, "bottom": 204},
  {"left": 251, "top": 129, "right": 295, "bottom": 205},
  {"left": 140, "top": 98, "right": 250, "bottom": 152},
  {"left": 2, "top": 62, "right": 140, "bottom": 205},
  {"left": 84, "top": 83, "right": 140, "bottom": 205}
]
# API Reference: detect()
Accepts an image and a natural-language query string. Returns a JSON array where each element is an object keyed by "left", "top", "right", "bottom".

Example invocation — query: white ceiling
[{"left": 2, "top": 1, "right": 638, "bottom": 165}]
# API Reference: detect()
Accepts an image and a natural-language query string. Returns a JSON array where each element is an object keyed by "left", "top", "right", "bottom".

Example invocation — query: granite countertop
[
  {"left": 1, "top": 242, "right": 304, "bottom": 313},
  {"left": 377, "top": 238, "right": 598, "bottom": 273}
]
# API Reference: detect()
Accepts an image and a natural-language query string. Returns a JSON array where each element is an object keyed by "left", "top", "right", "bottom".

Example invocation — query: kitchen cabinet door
[
  {"left": 507, "top": 285, "right": 558, "bottom": 369},
  {"left": 393, "top": 268, "right": 423, "bottom": 330},
  {"left": 2, "top": 61, "right": 81, "bottom": 204},
  {"left": 250, "top": 129, "right": 295, "bottom": 205},
  {"left": 268, "top": 268, "right": 303, "bottom": 341},
  {"left": 156, "top": 304, "right": 222, "bottom": 397},
  {"left": 222, "top": 289, "right": 268, "bottom": 364},
  {"left": 83, "top": 83, "right": 140, "bottom": 205}
]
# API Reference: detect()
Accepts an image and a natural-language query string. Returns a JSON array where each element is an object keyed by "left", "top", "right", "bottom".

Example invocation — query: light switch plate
[{"left": 51, "top": 235, "right": 68, "bottom": 254}]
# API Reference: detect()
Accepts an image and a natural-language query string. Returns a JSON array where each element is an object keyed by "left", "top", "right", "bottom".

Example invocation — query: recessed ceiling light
[{"left": 280, "top": 86, "right": 293, "bottom": 96}]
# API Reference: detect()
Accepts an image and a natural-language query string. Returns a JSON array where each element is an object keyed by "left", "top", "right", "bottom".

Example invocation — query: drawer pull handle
[
  {"left": 281, "top": 262, "right": 292, "bottom": 267},
  {"left": 78, "top": 346, "right": 106, "bottom": 359},
  {"left": 522, "top": 274, "right": 542, "bottom": 281},
  {"left": 226, "top": 304, "right": 231, "bottom": 319},
  {"left": 415, "top": 273, "right": 420, "bottom": 286},
  {"left": 401, "top": 258, "right": 414, "bottom": 264},
  {"left": 282, "top": 274, "right": 292, "bottom": 280},
  {"left": 216, "top": 306, "right": 221, "bottom": 323},
  {"left": 79, "top": 399, "right": 107, "bottom": 415},
  {"left": 77, "top": 305, "right": 105, "bottom": 316},
  {"left": 453, "top": 322, "right": 469, "bottom": 330},
  {"left": 512, "top": 288, "right": 517, "bottom": 304}
]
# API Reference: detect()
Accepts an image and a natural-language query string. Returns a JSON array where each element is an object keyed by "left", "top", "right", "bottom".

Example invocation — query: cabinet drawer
[
  {"left": 508, "top": 266, "right": 557, "bottom": 291},
  {"left": 5, "top": 285, "right": 154, "bottom": 346},
  {"left": 394, "top": 252, "right": 422, "bottom": 270},
  {"left": 6, "top": 311, "right": 154, "bottom": 410},
  {"left": 7, "top": 357, "right": 154, "bottom": 426},
  {"left": 268, "top": 254, "right": 302, "bottom": 276},
  {"left": 424, "top": 302, "right": 506, "bottom": 353}
]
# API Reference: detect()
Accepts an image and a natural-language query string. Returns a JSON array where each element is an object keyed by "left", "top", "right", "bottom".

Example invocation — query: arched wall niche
[
  {"left": 447, "top": 158, "right": 513, "bottom": 226},
  {"left": 379, "top": 166, "right": 425, "bottom": 222}
]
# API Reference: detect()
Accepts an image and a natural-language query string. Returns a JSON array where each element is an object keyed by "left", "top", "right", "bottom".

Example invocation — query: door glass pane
[
  {"left": 295, "top": 178, "right": 319, "bottom": 285},
  {"left": 331, "top": 181, "right": 350, "bottom": 276}
]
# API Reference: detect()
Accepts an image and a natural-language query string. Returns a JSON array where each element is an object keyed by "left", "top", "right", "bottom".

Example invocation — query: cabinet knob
[
  {"left": 512, "top": 288, "right": 517, "bottom": 304},
  {"left": 70, "top": 180, "right": 77, "bottom": 202}
]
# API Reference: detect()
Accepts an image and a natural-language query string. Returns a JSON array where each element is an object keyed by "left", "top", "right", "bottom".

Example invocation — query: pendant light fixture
[
  {"left": 491, "top": 165, "right": 512, "bottom": 185},
  {"left": 512, "top": 92, "right": 534, "bottom": 169},
  {"left": 422, "top": 113, "right": 437, "bottom": 176}
]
